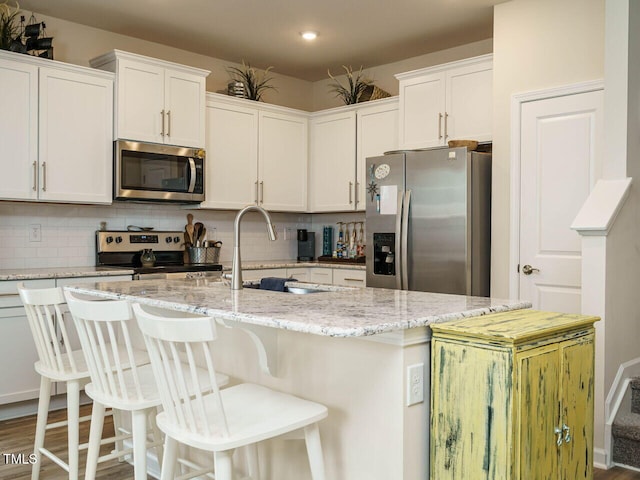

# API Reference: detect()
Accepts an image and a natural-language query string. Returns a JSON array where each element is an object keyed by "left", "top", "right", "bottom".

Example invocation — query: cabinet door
[
  {"left": 38, "top": 68, "right": 113, "bottom": 204},
  {"left": 164, "top": 68, "right": 206, "bottom": 148},
  {"left": 116, "top": 58, "right": 165, "bottom": 144},
  {"left": 309, "top": 111, "right": 356, "bottom": 212},
  {"left": 286, "top": 268, "right": 310, "bottom": 282},
  {"left": 398, "top": 72, "right": 445, "bottom": 149},
  {"left": 203, "top": 101, "right": 258, "bottom": 209},
  {"left": 309, "top": 267, "right": 333, "bottom": 285},
  {"left": 445, "top": 61, "right": 492, "bottom": 143},
  {"left": 559, "top": 335, "right": 594, "bottom": 480},
  {"left": 0, "top": 278, "right": 56, "bottom": 405},
  {"left": 332, "top": 269, "right": 366, "bottom": 287},
  {"left": 356, "top": 101, "right": 398, "bottom": 210},
  {"left": 0, "top": 57, "right": 38, "bottom": 201},
  {"left": 515, "top": 344, "right": 560, "bottom": 480},
  {"left": 259, "top": 111, "right": 308, "bottom": 212}
]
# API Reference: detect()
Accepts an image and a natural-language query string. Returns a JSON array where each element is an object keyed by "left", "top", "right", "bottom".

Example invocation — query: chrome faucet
[{"left": 231, "top": 205, "right": 277, "bottom": 290}]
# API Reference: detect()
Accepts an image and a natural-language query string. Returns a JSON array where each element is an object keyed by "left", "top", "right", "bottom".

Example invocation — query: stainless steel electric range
[{"left": 96, "top": 230, "right": 223, "bottom": 280}]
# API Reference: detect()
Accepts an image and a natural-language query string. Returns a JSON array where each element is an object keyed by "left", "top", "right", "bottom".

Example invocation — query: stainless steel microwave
[{"left": 114, "top": 140, "right": 205, "bottom": 203}]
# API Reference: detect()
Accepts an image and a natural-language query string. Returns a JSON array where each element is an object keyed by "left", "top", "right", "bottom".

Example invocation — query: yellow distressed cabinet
[{"left": 430, "top": 310, "right": 598, "bottom": 480}]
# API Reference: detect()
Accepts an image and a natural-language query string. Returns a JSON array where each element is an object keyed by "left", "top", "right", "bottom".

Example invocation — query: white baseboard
[{"left": 594, "top": 447, "right": 608, "bottom": 470}]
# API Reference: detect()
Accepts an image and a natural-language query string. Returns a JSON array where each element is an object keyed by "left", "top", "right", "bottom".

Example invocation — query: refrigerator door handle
[
  {"left": 395, "top": 189, "right": 405, "bottom": 290},
  {"left": 401, "top": 190, "right": 411, "bottom": 290}
]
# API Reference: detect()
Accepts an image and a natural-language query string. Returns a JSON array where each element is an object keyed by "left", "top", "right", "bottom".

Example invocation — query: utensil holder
[{"left": 186, "top": 246, "right": 220, "bottom": 265}]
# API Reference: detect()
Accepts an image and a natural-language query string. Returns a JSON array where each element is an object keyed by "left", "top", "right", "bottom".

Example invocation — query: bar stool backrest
[
  {"left": 65, "top": 292, "right": 146, "bottom": 404},
  {"left": 133, "top": 303, "right": 230, "bottom": 439},
  {"left": 18, "top": 282, "right": 81, "bottom": 377}
]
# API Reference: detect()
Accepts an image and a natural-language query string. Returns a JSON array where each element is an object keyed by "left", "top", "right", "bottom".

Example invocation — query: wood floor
[{"left": 1, "top": 404, "right": 639, "bottom": 479}]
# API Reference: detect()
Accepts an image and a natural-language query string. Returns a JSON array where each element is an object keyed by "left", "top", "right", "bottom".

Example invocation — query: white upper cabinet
[
  {"left": 309, "top": 110, "right": 357, "bottom": 212},
  {"left": 91, "top": 50, "right": 209, "bottom": 148},
  {"left": 309, "top": 97, "right": 398, "bottom": 212},
  {"left": 202, "top": 94, "right": 308, "bottom": 212},
  {"left": 0, "top": 51, "right": 113, "bottom": 204},
  {"left": 396, "top": 55, "right": 492, "bottom": 149}
]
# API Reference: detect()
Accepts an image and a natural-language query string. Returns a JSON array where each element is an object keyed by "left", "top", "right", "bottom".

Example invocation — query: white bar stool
[
  {"left": 65, "top": 291, "right": 229, "bottom": 480},
  {"left": 133, "top": 303, "right": 328, "bottom": 480},
  {"left": 18, "top": 282, "right": 90, "bottom": 480}
]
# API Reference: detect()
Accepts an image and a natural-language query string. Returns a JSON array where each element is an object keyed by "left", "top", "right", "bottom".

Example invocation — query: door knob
[{"left": 522, "top": 264, "right": 540, "bottom": 275}]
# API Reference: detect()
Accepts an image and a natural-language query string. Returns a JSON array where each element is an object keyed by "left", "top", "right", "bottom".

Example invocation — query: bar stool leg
[
  {"left": 31, "top": 376, "right": 52, "bottom": 480},
  {"left": 214, "top": 450, "right": 234, "bottom": 480},
  {"left": 132, "top": 409, "right": 149, "bottom": 480},
  {"left": 84, "top": 402, "right": 105, "bottom": 480},
  {"left": 245, "top": 444, "right": 260, "bottom": 480},
  {"left": 66, "top": 380, "right": 81, "bottom": 480},
  {"left": 160, "top": 436, "right": 178, "bottom": 480},
  {"left": 304, "top": 423, "right": 326, "bottom": 480}
]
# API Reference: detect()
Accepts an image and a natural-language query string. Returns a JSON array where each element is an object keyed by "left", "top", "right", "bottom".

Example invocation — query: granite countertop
[
  {"left": 64, "top": 278, "right": 531, "bottom": 337},
  {"left": 0, "top": 266, "right": 135, "bottom": 281}
]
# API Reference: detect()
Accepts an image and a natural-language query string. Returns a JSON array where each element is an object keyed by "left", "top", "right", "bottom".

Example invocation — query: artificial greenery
[
  {"left": 327, "top": 65, "right": 373, "bottom": 105},
  {"left": 226, "top": 61, "right": 276, "bottom": 101},
  {"left": 0, "top": 1, "right": 21, "bottom": 50}
]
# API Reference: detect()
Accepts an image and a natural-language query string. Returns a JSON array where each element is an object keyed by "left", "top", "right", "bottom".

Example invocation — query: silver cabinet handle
[
  {"left": 41, "top": 162, "right": 46, "bottom": 192},
  {"left": 349, "top": 182, "right": 353, "bottom": 204},
  {"left": 160, "top": 110, "right": 165, "bottom": 136},
  {"left": 522, "top": 264, "right": 540, "bottom": 275},
  {"left": 355, "top": 181, "right": 359, "bottom": 208},
  {"left": 554, "top": 426, "right": 563, "bottom": 446},
  {"left": 32, "top": 161, "right": 37, "bottom": 191},
  {"left": 438, "top": 113, "right": 443, "bottom": 140},
  {"left": 444, "top": 112, "right": 449, "bottom": 140},
  {"left": 254, "top": 181, "right": 259, "bottom": 204},
  {"left": 260, "top": 181, "right": 264, "bottom": 204},
  {"left": 563, "top": 424, "right": 571, "bottom": 443},
  {"left": 166, "top": 110, "right": 171, "bottom": 137}
]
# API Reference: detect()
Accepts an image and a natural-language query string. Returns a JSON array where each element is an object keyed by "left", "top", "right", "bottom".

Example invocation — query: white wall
[
  {"left": 492, "top": 0, "right": 605, "bottom": 298},
  {"left": 29, "top": 12, "right": 315, "bottom": 111},
  {"left": 0, "top": 202, "right": 311, "bottom": 269}
]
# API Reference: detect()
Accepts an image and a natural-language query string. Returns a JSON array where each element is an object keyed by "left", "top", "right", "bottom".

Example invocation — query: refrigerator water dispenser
[{"left": 373, "top": 233, "right": 395, "bottom": 276}]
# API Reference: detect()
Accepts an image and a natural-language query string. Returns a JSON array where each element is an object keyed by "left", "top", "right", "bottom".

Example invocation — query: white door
[
  {"left": 518, "top": 90, "right": 603, "bottom": 312},
  {"left": 308, "top": 111, "right": 356, "bottom": 212},
  {"left": 259, "top": 110, "right": 308, "bottom": 212},
  {"left": 39, "top": 67, "right": 113, "bottom": 204},
  {"left": 203, "top": 100, "right": 258, "bottom": 209},
  {"left": 398, "top": 72, "right": 445, "bottom": 149},
  {"left": 164, "top": 68, "right": 206, "bottom": 148}
]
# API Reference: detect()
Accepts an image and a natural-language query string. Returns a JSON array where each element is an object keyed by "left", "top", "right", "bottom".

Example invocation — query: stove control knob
[
  {"left": 174, "top": 236, "right": 180, "bottom": 243},
  {"left": 165, "top": 237, "right": 172, "bottom": 243},
  {"left": 115, "top": 236, "right": 123, "bottom": 244},
  {"left": 106, "top": 236, "right": 113, "bottom": 244}
]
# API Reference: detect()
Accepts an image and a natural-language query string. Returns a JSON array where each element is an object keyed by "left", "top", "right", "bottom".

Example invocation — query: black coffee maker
[{"left": 297, "top": 229, "right": 315, "bottom": 261}]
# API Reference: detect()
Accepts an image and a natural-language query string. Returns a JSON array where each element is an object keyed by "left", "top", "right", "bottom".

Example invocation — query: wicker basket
[
  {"left": 186, "top": 246, "right": 221, "bottom": 265},
  {"left": 359, "top": 84, "right": 391, "bottom": 103}
]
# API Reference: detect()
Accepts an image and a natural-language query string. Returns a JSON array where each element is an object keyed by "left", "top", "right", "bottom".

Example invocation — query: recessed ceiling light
[{"left": 301, "top": 31, "right": 318, "bottom": 41}]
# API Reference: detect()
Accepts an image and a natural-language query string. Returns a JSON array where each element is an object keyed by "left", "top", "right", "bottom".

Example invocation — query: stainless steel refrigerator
[{"left": 365, "top": 146, "right": 491, "bottom": 296}]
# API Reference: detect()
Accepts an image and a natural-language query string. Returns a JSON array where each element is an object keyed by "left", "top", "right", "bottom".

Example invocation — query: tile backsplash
[{"left": 0, "top": 201, "right": 312, "bottom": 269}]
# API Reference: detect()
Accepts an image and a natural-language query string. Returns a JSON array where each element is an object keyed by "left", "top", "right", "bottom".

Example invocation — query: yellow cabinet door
[
  {"left": 515, "top": 344, "right": 560, "bottom": 479},
  {"left": 559, "top": 334, "right": 595, "bottom": 480}
]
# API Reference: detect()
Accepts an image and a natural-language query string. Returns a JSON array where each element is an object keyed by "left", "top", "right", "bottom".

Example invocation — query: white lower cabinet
[
  {"left": 286, "top": 268, "right": 310, "bottom": 282},
  {"left": 241, "top": 269, "right": 285, "bottom": 282},
  {"left": 332, "top": 269, "right": 366, "bottom": 287},
  {"left": 309, "top": 267, "right": 333, "bottom": 285},
  {"left": 0, "top": 275, "right": 132, "bottom": 406}
]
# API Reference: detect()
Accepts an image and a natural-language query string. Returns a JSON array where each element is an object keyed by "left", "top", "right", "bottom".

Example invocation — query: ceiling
[{"left": 18, "top": 0, "right": 505, "bottom": 81}]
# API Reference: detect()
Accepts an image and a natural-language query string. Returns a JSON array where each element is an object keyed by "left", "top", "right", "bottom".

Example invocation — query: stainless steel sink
[{"left": 243, "top": 283, "right": 325, "bottom": 294}]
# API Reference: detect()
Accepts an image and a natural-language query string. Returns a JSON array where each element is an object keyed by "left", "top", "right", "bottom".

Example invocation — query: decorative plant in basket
[
  {"left": 328, "top": 65, "right": 391, "bottom": 105},
  {"left": 226, "top": 61, "right": 277, "bottom": 101},
  {"left": 0, "top": 1, "right": 21, "bottom": 51}
]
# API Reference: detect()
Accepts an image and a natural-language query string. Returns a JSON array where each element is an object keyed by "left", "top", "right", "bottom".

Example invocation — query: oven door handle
[{"left": 187, "top": 158, "right": 197, "bottom": 193}]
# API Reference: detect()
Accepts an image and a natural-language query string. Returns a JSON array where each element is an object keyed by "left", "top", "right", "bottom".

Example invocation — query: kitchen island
[{"left": 65, "top": 278, "right": 530, "bottom": 480}]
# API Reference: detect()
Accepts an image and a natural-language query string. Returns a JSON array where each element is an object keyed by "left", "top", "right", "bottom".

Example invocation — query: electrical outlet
[
  {"left": 211, "top": 227, "right": 217, "bottom": 241},
  {"left": 283, "top": 227, "right": 292, "bottom": 240},
  {"left": 29, "top": 224, "right": 42, "bottom": 243},
  {"left": 406, "top": 363, "right": 424, "bottom": 406}
]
